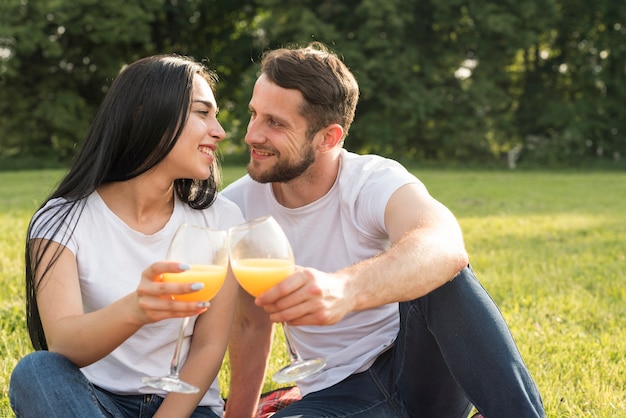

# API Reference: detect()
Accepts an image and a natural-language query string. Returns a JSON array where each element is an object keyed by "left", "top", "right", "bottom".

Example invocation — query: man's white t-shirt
[
  {"left": 222, "top": 149, "right": 423, "bottom": 395},
  {"left": 31, "top": 191, "right": 244, "bottom": 416}
]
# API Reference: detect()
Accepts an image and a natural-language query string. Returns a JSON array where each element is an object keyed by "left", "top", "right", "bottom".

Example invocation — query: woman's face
[{"left": 161, "top": 73, "right": 226, "bottom": 181}]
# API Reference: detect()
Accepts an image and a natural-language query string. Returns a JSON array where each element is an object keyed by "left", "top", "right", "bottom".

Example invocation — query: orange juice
[
  {"left": 231, "top": 258, "right": 295, "bottom": 297},
  {"left": 162, "top": 264, "right": 227, "bottom": 302}
]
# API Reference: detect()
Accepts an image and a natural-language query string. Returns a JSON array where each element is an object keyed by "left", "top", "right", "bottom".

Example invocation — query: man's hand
[{"left": 255, "top": 267, "right": 354, "bottom": 326}]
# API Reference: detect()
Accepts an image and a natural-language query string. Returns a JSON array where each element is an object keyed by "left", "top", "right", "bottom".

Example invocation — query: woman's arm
[
  {"left": 155, "top": 269, "right": 239, "bottom": 417},
  {"left": 35, "top": 239, "right": 210, "bottom": 367}
]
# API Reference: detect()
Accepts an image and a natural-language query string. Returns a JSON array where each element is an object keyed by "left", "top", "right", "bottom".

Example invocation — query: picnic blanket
[
  {"left": 224, "top": 386, "right": 301, "bottom": 418},
  {"left": 256, "top": 386, "right": 301, "bottom": 418}
]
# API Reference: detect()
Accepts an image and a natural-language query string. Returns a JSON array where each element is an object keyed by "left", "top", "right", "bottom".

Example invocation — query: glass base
[
  {"left": 141, "top": 375, "right": 200, "bottom": 394},
  {"left": 272, "top": 357, "right": 327, "bottom": 383}
]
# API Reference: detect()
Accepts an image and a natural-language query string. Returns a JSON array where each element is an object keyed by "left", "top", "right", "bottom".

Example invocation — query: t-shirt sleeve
[
  {"left": 349, "top": 158, "right": 424, "bottom": 237},
  {"left": 29, "top": 198, "right": 81, "bottom": 255}
]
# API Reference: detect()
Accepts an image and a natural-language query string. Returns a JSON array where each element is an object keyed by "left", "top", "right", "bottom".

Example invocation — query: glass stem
[
  {"left": 170, "top": 316, "right": 191, "bottom": 377},
  {"left": 282, "top": 322, "right": 303, "bottom": 363}
]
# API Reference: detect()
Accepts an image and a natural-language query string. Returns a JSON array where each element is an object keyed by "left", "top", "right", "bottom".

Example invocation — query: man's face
[{"left": 244, "top": 74, "right": 316, "bottom": 183}]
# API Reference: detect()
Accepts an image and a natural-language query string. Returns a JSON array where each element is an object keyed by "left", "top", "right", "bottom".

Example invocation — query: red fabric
[
  {"left": 256, "top": 386, "right": 302, "bottom": 418},
  {"left": 233, "top": 387, "right": 479, "bottom": 417}
]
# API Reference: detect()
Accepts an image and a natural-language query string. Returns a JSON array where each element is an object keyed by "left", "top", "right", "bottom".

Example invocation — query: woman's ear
[{"left": 318, "top": 124, "right": 344, "bottom": 152}]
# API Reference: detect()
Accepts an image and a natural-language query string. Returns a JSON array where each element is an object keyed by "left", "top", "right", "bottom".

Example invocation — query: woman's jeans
[
  {"left": 9, "top": 351, "right": 219, "bottom": 418},
  {"left": 274, "top": 266, "right": 546, "bottom": 418}
]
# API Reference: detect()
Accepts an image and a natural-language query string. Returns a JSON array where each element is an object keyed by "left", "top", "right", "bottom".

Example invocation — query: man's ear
[{"left": 318, "top": 124, "right": 344, "bottom": 152}]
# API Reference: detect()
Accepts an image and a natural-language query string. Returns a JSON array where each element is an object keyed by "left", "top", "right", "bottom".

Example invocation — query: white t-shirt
[
  {"left": 222, "top": 149, "right": 423, "bottom": 395},
  {"left": 31, "top": 191, "right": 244, "bottom": 415}
]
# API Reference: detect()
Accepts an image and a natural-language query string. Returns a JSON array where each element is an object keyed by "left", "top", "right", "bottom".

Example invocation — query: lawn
[{"left": 1, "top": 167, "right": 624, "bottom": 417}]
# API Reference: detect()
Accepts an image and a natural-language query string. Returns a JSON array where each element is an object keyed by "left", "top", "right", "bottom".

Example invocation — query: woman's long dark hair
[{"left": 25, "top": 55, "right": 221, "bottom": 350}]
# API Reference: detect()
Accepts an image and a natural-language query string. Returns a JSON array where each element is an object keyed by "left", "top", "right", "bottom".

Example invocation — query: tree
[
  {"left": 0, "top": 0, "right": 261, "bottom": 163},
  {"left": 1, "top": 0, "right": 624, "bottom": 167},
  {"left": 239, "top": 0, "right": 625, "bottom": 165},
  {"left": 514, "top": 0, "right": 626, "bottom": 164}
]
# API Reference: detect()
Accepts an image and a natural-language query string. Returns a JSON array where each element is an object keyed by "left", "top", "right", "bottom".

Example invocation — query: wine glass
[
  {"left": 228, "top": 216, "right": 326, "bottom": 383},
  {"left": 141, "top": 223, "right": 229, "bottom": 393}
]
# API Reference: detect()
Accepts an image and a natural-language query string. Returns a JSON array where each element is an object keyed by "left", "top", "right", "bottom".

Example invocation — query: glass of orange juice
[
  {"left": 228, "top": 216, "right": 326, "bottom": 383},
  {"left": 161, "top": 264, "right": 227, "bottom": 302},
  {"left": 142, "top": 223, "right": 228, "bottom": 393}
]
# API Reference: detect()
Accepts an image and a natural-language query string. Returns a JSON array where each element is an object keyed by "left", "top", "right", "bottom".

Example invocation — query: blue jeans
[
  {"left": 9, "top": 351, "right": 220, "bottom": 418},
  {"left": 274, "top": 266, "right": 545, "bottom": 418}
]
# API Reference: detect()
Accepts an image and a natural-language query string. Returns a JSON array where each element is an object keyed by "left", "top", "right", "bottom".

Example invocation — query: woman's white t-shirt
[
  {"left": 31, "top": 191, "right": 243, "bottom": 415},
  {"left": 222, "top": 149, "right": 423, "bottom": 395}
]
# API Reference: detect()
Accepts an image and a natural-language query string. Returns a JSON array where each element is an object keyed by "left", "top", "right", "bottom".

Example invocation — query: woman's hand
[
  {"left": 37, "top": 247, "right": 210, "bottom": 366},
  {"left": 133, "top": 261, "right": 210, "bottom": 325}
]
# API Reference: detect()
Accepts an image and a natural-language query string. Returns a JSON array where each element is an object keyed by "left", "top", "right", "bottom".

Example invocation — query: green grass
[{"left": 1, "top": 168, "right": 625, "bottom": 417}]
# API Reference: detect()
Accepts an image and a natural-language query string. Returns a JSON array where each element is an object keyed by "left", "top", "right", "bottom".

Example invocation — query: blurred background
[{"left": 1, "top": 0, "right": 624, "bottom": 170}]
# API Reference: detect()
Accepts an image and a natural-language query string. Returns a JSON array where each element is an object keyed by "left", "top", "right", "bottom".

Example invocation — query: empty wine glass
[
  {"left": 141, "top": 223, "right": 228, "bottom": 393},
  {"left": 228, "top": 216, "right": 326, "bottom": 383}
]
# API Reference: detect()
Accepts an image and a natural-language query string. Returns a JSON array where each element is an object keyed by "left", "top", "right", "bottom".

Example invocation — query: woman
[{"left": 9, "top": 54, "right": 242, "bottom": 417}]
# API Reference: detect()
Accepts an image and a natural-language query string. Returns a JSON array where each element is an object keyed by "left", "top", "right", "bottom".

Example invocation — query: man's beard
[{"left": 248, "top": 142, "right": 316, "bottom": 183}]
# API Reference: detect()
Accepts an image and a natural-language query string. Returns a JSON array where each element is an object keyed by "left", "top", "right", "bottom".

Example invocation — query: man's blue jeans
[
  {"left": 9, "top": 351, "right": 220, "bottom": 418},
  {"left": 274, "top": 266, "right": 545, "bottom": 417}
]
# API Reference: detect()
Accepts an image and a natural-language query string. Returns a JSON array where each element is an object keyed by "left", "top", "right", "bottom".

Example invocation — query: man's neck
[{"left": 271, "top": 151, "right": 341, "bottom": 208}]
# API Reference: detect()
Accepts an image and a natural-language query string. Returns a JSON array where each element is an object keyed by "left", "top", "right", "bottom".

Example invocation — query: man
[{"left": 222, "top": 42, "right": 545, "bottom": 417}]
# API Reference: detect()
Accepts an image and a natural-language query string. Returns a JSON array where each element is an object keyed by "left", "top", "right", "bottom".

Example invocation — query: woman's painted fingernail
[
  {"left": 198, "top": 301, "right": 211, "bottom": 308},
  {"left": 190, "top": 282, "right": 204, "bottom": 291},
  {"left": 179, "top": 263, "right": 190, "bottom": 270}
]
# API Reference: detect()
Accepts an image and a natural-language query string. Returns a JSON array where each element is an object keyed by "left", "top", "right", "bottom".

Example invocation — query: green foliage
[
  {"left": 512, "top": 0, "right": 626, "bottom": 164},
  {"left": 247, "top": 0, "right": 625, "bottom": 165},
  {"left": 0, "top": 0, "right": 162, "bottom": 161},
  {"left": 1, "top": 1, "right": 625, "bottom": 167},
  {"left": 0, "top": 0, "right": 262, "bottom": 161}
]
